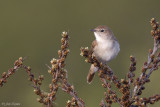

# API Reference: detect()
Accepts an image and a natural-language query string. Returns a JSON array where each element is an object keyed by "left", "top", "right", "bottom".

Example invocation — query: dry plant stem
[
  {"left": 81, "top": 18, "right": 160, "bottom": 107},
  {"left": 100, "top": 75, "right": 122, "bottom": 106},
  {"left": 1, "top": 18, "right": 160, "bottom": 107},
  {"left": 48, "top": 32, "right": 85, "bottom": 107},
  {"left": 127, "top": 56, "right": 136, "bottom": 99},
  {"left": 0, "top": 32, "right": 85, "bottom": 107},
  {"left": 128, "top": 56, "right": 136, "bottom": 86},
  {"left": 133, "top": 18, "right": 160, "bottom": 97},
  {"left": 80, "top": 49, "right": 124, "bottom": 106},
  {"left": 0, "top": 58, "right": 48, "bottom": 106},
  {"left": 100, "top": 100, "right": 107, "bottom": 107},
  {"left": 145, "top": 57, "right": 160, "bottom": 80},
  {"left": 133, "top": 39, "right": 158, "bottom": 96},
  {"left": 0, "top": 57, "right": 23, "bottom": 87},
  {"left": 23, "top": 65, "right": 48, "bottom": 106}
]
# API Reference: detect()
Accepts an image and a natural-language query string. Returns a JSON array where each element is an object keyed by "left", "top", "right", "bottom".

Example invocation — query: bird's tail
[{"left": 87, "top": 64, "right": 98, "bottom": 84}]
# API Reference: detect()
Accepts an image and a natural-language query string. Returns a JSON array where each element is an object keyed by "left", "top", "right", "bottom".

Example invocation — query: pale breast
[{"left": 93, "top": 40, "right": 120, "bottom": 63}]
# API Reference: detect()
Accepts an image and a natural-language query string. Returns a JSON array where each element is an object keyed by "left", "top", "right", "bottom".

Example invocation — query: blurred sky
[{"left": 0, "top": 0, "right": 160, "bottom": 107}]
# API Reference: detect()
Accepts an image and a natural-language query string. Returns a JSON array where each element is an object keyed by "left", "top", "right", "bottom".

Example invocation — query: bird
[{"left": 87, "top": 25, "right": 120, "bottom": 84}]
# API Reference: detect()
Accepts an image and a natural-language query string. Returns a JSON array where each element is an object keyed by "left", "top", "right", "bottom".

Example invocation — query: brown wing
[
  {"left": 90, "top": 40, "right": 97, "bottom": 54},
  {"left": 87, "top": 40, "right": 98, "bottom": 84}
]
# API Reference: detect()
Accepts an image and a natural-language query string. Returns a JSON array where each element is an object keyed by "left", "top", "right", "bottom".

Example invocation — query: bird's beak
[{"left": 90, "top": 29, "right": 96, "bottom": 32}]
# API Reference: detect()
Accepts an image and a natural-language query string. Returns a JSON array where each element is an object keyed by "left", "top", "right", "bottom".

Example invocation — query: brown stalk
[{"left": 80, "top": 18, "right": 160, "bottom": 107}]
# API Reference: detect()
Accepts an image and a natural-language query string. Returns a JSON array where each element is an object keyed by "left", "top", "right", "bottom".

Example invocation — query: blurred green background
[{"left": 0, "top": 0, "right": 160, "bottom": 107}]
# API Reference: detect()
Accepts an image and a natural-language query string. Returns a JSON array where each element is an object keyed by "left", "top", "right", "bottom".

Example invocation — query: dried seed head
[
  {"left": 61, "top": 45, "right": 65, "bottom": 50},
  {"left": 19, "top": 57, "right": 23, "bottom": 61},
  {"left": 28, "top": 77, "right": 32, "bottom": 81},
  {"left": 130, "top": 55, "right": 135, "bottom": 62},
  {"left": 34, "top": 89, "right": 40, "bottom": 95},
  {"left": 150, "top": 54, "right": 155, "bottom": 59},
  {"left": 48, "top": 70, "right": 52, "bottom": 74},
  {"left": 2, "top": 72, "right": 6, "bottom": 78},
  {"left": 85, "top": 47, "right": 89, "bottom": 50},
  {"left": 27, "top": 66, "right": 31, "bottom": 71},
  {"left": 58, "top": 50, "right": 62, "bottom": 57},
  {"left": 37, "top": 98, "right": 43, "bottom": 103},
  {"left": 62, "top": 31, "right": 68, "bottom": 38},
  {"left": 151, "top": 30, "right": 155, "bottom": 36},
  {"left": 49, "top": 84, "right": 53, "bottom": 89},
  {"left": 141, "top": 67, "right": 146, "bottom": 73},
  {"left": 121, "top": 79, "right": 125, "bottom": 83},
  {"left": 85, "top": 59, "right": 89, "bottom": 63},
  {"left": 50, "top": 58, "right": 57, "bottom": 64},
  {"left": 38, "top": 81, "right": 42, "bottom": 85},
  {"left": 155, "top": 36, "right": 159, "bottom": 40},
  {"left": 39, "top": 75, "right": 44, "bottom": 80},
  {"left": 149, "top": 49, "right": 153, "bottom": 54}
]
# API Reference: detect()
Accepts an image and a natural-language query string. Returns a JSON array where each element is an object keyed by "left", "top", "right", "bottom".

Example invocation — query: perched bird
[{"left": 87, "top": 25, "right": 120, "bottom": 84}]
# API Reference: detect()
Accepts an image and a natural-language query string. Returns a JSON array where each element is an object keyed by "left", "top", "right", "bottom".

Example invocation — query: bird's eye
[{"left": 101, "top": 29, "right": 104, "bottom": 32}]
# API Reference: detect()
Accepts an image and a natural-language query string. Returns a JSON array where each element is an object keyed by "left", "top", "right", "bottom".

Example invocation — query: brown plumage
[
  {"left": 87, "top": 25, "right": 120, "bottom": 84},
  {"left": 87, "top": 41, "right": 97, "bottom": 84},
  {"left": 87, "top": 64, "right": 98, "bottom": 84}
]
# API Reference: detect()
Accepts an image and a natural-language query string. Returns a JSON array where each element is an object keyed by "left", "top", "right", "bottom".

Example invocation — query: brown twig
[
  {"left": 0, "top": 57, "right": 23, "bottom": 87},
  {"left": 1, "top": 18, "right": 160, "bottom": 107},
  {"left": 100, "top": 100, "right": 107, "bottom": 107},
  {"left": 48, "top": 31, "right": 85, "bottom": 107},
  {"left": 133, "top": 18, "right": 160, "bottom": 97},
  {"left": 0, "top": 31, "right": 85, "bottom": 107},
  {"left": 80, "top": 18, "right": 160, "bottom": 107}
]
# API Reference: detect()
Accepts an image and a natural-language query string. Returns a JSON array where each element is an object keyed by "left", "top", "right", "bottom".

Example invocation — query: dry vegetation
[{"left": 1, "top": 18, "right": 160, "bottom": 107}]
